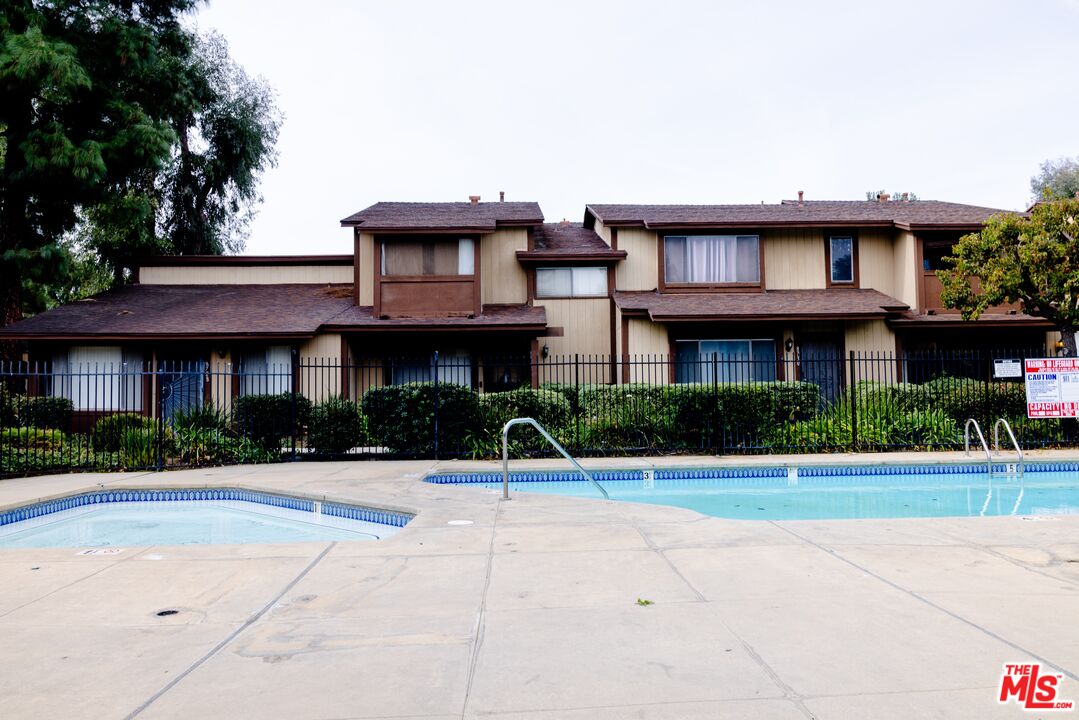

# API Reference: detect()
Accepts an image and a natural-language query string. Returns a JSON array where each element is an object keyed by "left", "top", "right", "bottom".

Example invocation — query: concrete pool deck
[{"left": 1, "top": 451, "right": 1078, "bottom": 719}]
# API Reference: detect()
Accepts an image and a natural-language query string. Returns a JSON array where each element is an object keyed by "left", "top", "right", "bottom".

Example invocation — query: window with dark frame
[
  {"left": 664, "top": 235, "right": 760, "bottom": 285},
  {"left": 381, "top": 238, "right": 474, "bottom": 276},
  {"left": 829, "top": 236, "right": 854, "bottom": 284},
  {"left": 674, "top": 339, "right": 777, "bottom": 383}
]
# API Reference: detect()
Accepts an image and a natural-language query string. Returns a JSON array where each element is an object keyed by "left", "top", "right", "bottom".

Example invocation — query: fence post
[
  {"left": 712, "top": 353, "right": 720, "bottom": 454},
  {"left": 849, "top": 351, "right": 858, "bottom": 452},
  {"left": 432, "top": 350, "right": 440, "bottom": 460},
  {"left": 574, "top": 353, "right": 580, "bottom": 453},
  {"left": 290, "top": 347, "right": 299, "bottom": 462},
  {"left": 982, "top": 351, "right": 992, "bottom": 429},
  {"left": 155, "top": 362, "right": 165, "bottom": 471}
]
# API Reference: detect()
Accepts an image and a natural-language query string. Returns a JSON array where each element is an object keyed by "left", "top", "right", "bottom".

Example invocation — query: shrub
[
  {"left": 233, "top": 393, "right": 312, "bottom": 452},
  {"left": 308, "top": 396, "right": 366, "bottom": 454},
  {"left": 91, "top": 413, "right": 155, "bottom": 453},
  {"left": 479, "top": 388, "right": 572, "bottom": 451},
  {"left": 889, "top": 409, "right": 959, "bottom": 449},
  {"left": 119, "top": 427, "right": 157, "bottom": 467},
  {"left": 174, "top": 427, "right": 275, "bottom": 465},
  {"left": 172, "top": 405, "right": 228, "bottom": 433},
  {"left": 363, "top": 382, "right": 481, "bottom": 455},
  {"left": 17, "top": 396, "right": 74, "bottom": 431},
  {"left": 0, "top": 427, "right": 68, "bottom": 452},
  {"left": 0, "top": 386, "right": 16, "bottom": 426}
]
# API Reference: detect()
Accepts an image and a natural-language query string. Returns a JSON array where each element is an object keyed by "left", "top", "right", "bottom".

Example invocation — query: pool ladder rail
[
  {"left": 964, "top": 418, "right": 1024, "bottom": 478},
  {"left": 501, "top": 418, "right": 609, "bottom": 501}
]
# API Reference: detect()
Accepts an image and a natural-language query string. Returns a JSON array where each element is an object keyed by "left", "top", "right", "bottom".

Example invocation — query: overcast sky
[{"left": 194, "top": 0, "right": 1079, "bottom": 255}]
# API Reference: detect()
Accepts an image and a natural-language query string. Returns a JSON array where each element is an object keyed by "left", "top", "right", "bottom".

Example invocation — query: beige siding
[
  {"left": 358, "top": 233, "right": 375, "bottom": 305},
  {"left": 845, "top": 319, "right": 896, "bottom": 356},
  {"left": 892, "top": 230, "right": 919, "bottom": 310},
  {"left": 615, "top": 228, "right": 658, "bottom": 291},
  {"left": 536, "top": 298, "right": 612, "bottom": 384},
  {"left": 139, "top": 264, "right": 353, "bottom": 285},
  {"left": 763, "top": 229, "right": 826, "bottom": 290},
  {"left": 592, "top": 217, "right": 612, "bottom": 245},
  {"left": 208, "top": 351, "right": 234, "bottom": 415},
  {"left": 297, "top": 333, "right": 343, "bottom": 402},
  {"left": 625, "top": 318, "right": 669, "bottom": 382},
  {"left": 481, "top": 228, "right": 528, "bottom": 304},
  {"left": 858, "top": 229, "right": 896, "bottom": 298}
]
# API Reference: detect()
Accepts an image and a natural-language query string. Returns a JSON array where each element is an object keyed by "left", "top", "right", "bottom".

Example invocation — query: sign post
[{"left": 1024, "top": 358, "right": 1079, "bottom": 418}]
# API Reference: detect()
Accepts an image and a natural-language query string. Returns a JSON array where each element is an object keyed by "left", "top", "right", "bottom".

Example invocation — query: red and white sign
[
  {"left": 1025, "top": 359, "right": 1079, "bottom": 418},
  {"left": 999, "top": 663, "right": 1073, "bottom": 711}
]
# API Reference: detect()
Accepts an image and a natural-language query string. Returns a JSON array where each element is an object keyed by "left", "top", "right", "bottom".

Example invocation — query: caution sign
[{"left": 1025, "top": 358, "right": 1079, "bottom": 417}]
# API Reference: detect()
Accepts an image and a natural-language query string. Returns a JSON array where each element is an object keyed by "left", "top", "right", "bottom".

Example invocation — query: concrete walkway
[{"left": 1, "top": 452, "right": 1078, "bottom": 719}]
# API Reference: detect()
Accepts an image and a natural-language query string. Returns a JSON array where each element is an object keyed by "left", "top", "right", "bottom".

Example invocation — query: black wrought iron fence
[{"left": 1, "top": 349, "right": 1072, "bottom": 476}]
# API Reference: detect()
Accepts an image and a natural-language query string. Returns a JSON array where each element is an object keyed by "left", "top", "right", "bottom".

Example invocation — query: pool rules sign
[{"left": 1024, "top": 358, "right": 1079, "bottom": 417}]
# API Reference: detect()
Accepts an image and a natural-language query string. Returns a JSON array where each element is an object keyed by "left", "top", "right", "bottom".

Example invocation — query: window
[
  {"left": 674, "top": 339, "right": 776, "bottom": 383},
  {"left": 240, "top": 345, "right": 292, "bottom": 395},
  {"left": 51, "top": 346, "right": 143, "bottom": 411},
  {"left": 922, "top": 241, "right": 953, "bottom": 271},
  {"left": 389, "top": 350, "right": 472, "bottom": 388},
  {"left": 535, "top": 267, "right": 608, "bottom": 297},
  {"left": 664, "top": 235, "right": 760, "bottom": 285},
  {"left": 829, "top": 236, "right": 854, "bottom": 284},
  {"left": 381, "top": 238, "right": 474, "bottom": 276}
]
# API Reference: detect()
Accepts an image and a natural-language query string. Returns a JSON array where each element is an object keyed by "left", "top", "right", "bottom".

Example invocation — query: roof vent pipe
[
  {"left": 499, "top": 191, "right": 505, "bottom": 202},
  {"left": 469, "top": 195, "right": 480, "bottom": 206},
  {"left": 797, "top": 190, "right": 804, "bottom": 206}
]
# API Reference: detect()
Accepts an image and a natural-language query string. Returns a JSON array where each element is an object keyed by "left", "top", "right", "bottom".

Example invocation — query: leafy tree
[
  {"left": 938, "top": 198, "right": 1079, "bottom": 354},
  {"left": 0, "top": 0, "right": 195, "bottom": 331},
  {"left": 1031, "top": 157, "right": 1079, "bottom": 202}
]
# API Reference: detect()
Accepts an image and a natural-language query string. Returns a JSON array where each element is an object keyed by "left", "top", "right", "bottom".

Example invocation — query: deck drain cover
[
  {"left": 447, "top": 520, "right": 473, "bottom": 526},
  {"left": 155, "top": 609, "right": 179, "bottom": 617}
]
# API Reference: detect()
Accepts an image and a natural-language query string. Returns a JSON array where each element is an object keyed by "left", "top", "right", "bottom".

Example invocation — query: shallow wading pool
[
  {"left": 428, "top": 462, "right": 1079, "bottom": 521},
  {"left": 0, "top": 489, "right": 411, "bottom": 549}
]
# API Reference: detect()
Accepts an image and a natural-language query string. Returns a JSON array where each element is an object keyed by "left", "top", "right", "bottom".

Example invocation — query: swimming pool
[
  {"left": 0, "top": 488, "right": 411, "bottom": 549},
  {"left": 428, "top": 463, "right": 1079, "bottom": 520}
]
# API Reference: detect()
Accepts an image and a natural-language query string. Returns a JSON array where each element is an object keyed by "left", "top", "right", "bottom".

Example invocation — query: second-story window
[
  {"left": 829, "top": 236, "right": 854, "bottom": 283},
  {"left": 664, "top": 235, "right": 760, "bottom": 285},
  {"left": 381, "top": 238, "right": 474, "bottom": 276},
  {"left": 535, "top": 267, "right": 607, "bottom": 297}
]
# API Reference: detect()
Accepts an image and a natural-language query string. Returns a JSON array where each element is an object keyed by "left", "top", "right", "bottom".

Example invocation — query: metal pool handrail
[
  {"left": 501, "top": 418, "right": 609, "bottom": 501},
  {"left": 993, "top": 417, "right": 1024, "bottom": 477},
  {"left": 964, "top": 418, "right": 992, "bottom": 477}
]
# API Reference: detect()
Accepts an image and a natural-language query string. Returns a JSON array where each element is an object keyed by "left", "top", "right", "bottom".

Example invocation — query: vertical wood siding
[
  {"left": 481, "top": 228, "right": 528, "bottom": 304},
  {"left": 139, "top": 265, "right": 354, "bottom": 285},
  {"left": 762, "top": 229, "right": 826, "bottom": 289},
  {"left": 615, "top": 229, "right": 658, "bottom": 290}
]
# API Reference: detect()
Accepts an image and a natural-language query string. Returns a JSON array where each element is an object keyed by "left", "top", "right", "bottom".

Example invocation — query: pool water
[
  {"left": 468, "top": 469, "right": 1079, "bottom": 520},
  {"left": 0, "top": 500, "right": 401, "bottom": 549}
]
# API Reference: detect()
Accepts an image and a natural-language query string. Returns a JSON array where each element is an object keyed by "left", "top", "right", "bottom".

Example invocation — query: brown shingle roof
[
  {"left": 614, "top": 289, "right": 909, "bottom": 321},
  {"left": 516, "top": 222, "right": 626, "bottom": 264},
  {"left": 340, "top": 201, "right": 544, "bottom": 231},
  {"left": 889, "top": 313, "right": 1052, "bottom": 328},
  {"left": 0, "top": 284, "right": 357, "bottom": 339},
  {"left": 324, "top": 304, "right": 547, "bottom": 330},
  {"left": 588, "top": 200, "right": 1014, "bottom": 229}
]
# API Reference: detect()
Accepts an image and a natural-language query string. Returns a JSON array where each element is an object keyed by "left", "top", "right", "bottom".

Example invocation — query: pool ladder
[
  {"left": 964, "top": 418, "right": 1024, "bottom": 478},
  {"left": 501, "top": 418, "right": 609, "bottom": 501}
]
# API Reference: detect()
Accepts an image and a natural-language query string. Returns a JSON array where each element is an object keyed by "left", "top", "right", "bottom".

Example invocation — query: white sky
[{"left": 194, "top": 0, "right": 1079, "bottom": 256}]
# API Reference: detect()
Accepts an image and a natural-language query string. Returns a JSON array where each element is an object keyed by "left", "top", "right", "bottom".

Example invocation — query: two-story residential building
[{"left": 0, "top": 194, "right": 1054, "bottom": 423}]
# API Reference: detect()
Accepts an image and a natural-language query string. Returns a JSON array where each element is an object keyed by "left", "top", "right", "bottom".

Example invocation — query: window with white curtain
[
  {"left": 51, "top": 346, "right": 144, "bottom": 411},
  {"left": 381, "top": 238, "right": 474, "bottom": 276},
  {"left": 674, "top": 339, "right": 776, "bottom": 383},
  {"left": 240, "top": 345, "right": 292, "bottom": 395},
  {"left": 535, "top": 267, "right": 607, "bottom": 297},
  {"left": 664, "top": 235, "right": 760, "bottom": 284}
]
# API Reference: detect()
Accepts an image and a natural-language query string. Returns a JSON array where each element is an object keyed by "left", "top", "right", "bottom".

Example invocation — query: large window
[
  {"left": 829, "top": 236, "right": 854, "bottom": 284},
  {"left": 674, "top": 339, "right": 776, "bottom": 383},
  {"left": 51, "top": 346, "right": 143, "bottom": 411},
  {"left": 664, "top": 235, "right": 760, "bottom": 285},
  {"left": 389, "top": 350, "right": 472, "bottom": 388},
  {"left": 535, "top": 267, "right": 607, "bottom": 297},
  {"left": 381, "top": 238, "right": 474, "bottom": 276},
  {"left": 240, "top": 345, "right": 292, "bottom": 396}
]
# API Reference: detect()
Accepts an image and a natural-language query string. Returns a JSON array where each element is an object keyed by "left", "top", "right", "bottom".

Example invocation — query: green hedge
[
  {"left": 363, "top": 382, "right": 480, "bottom": 455},
  {"left": 233, "top": 393, "right": 312, "bottom": 452},
  {"left": 479, "top": 388, "right": 572, "bottom": 451},
  {"left": 91, "top": 413, "right": 155, "bottom": 452},
  {"left": 15, "top": 396, "right": 74, "bottom": 431},
  {"left": 308, "top": 397, "right": 366, "bottom": 454}
]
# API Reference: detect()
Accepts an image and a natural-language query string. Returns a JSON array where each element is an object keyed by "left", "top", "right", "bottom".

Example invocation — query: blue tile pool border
[
  {"left": 426, "top": 461, "right": 1079, "bottom": 486},
  {"left": 0, "top": 488, "right": 412, "bottom": 530}
]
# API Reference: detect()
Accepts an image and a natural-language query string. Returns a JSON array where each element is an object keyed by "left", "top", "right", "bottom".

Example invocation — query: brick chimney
[
  {"left": 499, "top": 191, "right": 505, "bottom": 202},
  {"left": 797, "top": 190, "right": 804, "bottom": 206},
  {"left": 878, "top": 192, "right": 891, "bottom": 203},
  {"left": 469, "top": 195, "right": 480, "bottom": 206}
]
